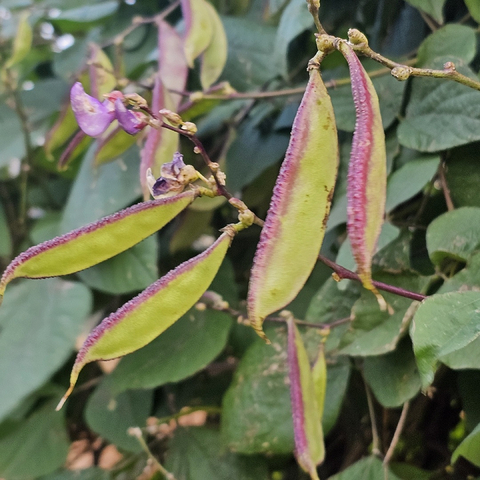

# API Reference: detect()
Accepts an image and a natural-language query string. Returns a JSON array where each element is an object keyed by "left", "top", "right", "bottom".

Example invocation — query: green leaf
[
  {"left": 416, "top": 25, "right": 477, "bottom": 66},
  {"left": 385, "top": 156, "right": 439, "bottom": 212},
  {"left": 330, "top": 66, "right": 406, "bottom": 132},
  {"left": 452, "top": 421, "right": 480, "bottom": 467},
  {"left": 329, "top": 456, "right": 402, "bottom": 480},
  {"left": 0, "top": 105, "right": 25, "bottom": 169},
  {"left": 165, "top": 427, "right": 269, "bottom": 480},
  {"left": 85, "top": 380, "right": 153, "bottom": 452},
  {"left": 5, "top": 12, "right": 32, "bottom": 68},
  {"left": 61, "top": 144, "right": 142, "bottom": 233},
  {"left": 363, "top": 338, "right": 421, "bottom": 408},
  {"left": 0, "top": 201, "right": 12, "bottom": 257},
  {"left": 221, "top": 16, "right": 281, "bottom": 91},
  {"left": 77, "top": 236, "right": 158, "bottom": 295},
  {"left": 404, "top": 0, "right": 446, "bottom": 24},
  {"left": 411, "top": 291, "right": 480, "bottom": 387},
  {"left": 397, "top": 60, "right": 480, "bottom": 152},
  {"left": 426, "top": 207, "right": 480, "bottom": 265},
  {"left": 39, "top": 468, "right": 109, "bottom": 480},
  {"left": 55, "top": 1, "right": 118, "bottom": 22},
  {"left": 0, "top": 402, "right": 69, "bottom": 479},
  {"left": 0, "top": 279, "right": 92, "bottom": 422},
  {"left": 107, "top": 309, "right": 232, "bottom": 393},
  {"left": 465, "top": 0, "right": 480, "bottom": 23},
  {"left": 339, "top": 273, "right": 427, "bottom": 357},
  {"left": 274, "top": 0, "right": 314, "bottom": 77}
]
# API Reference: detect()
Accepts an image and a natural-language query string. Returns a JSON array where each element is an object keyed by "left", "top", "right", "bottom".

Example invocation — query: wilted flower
[{"left": 70, "top": 82, "right": 148, "bottom": 137}]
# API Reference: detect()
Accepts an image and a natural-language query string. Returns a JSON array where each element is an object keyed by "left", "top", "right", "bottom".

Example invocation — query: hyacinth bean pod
[
  {"left": 287, "top": 318, "right": 324, "bottom": 480},
  {"left": 56, "top": 229, "right": 235, "bottom": 410},
  {"left": 337, "top": 40, "right": 388, "bottom": 308},
  {"left": 247, "top": 63, "right": 339, "bottom": 341},
  {"left": 0, "top": 192, "right": 196, "bottom": 301}
]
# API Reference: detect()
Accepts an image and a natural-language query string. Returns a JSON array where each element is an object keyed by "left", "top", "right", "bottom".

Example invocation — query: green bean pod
[
  {"left": 247, "top": 63, "right": 339, "bottom": 341},
  {"left": 0, "top": 192, "right": 196, "bottom": 301},
  {"left": 57, "top": 228, "right": 235, "bottom": 409}
]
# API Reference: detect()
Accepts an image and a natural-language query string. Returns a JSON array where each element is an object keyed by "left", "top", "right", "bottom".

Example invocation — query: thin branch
[
  {"left": 129, "top": 427, "right": 176, "bottom": 480},
  {"left": 318, "top": 255, "right": 426, "bottom": 302},
  {"left": 383, "top": 401, "right": 410, "bottom": 465},
  {"left": 364, "top": 381, "right": 382, "bottom": 457},
  {"left": 437, "top": 162, "right": 454, "bottom": 211}
]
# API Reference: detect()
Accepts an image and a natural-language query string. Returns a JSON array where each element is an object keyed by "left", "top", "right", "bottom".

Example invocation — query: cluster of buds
[
  {"left": 146, "top": 152, "right": 200, "bottom": 198},
  {"left": 70, "top": 82, "right": 148, "bottom": 137}
]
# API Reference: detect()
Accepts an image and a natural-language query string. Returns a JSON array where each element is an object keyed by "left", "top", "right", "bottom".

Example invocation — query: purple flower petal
[
  {"left": 161, "top": 152, "right": 186, "bottom": 179},
  {"left": 152, "top": 176, "right": 184, "bottom": 197},
  {"left": 70, "top": 82, "right": 114, "bottom": 137},
  {"left": 114, "top": 98, "right": 147, "bottom": 135}
]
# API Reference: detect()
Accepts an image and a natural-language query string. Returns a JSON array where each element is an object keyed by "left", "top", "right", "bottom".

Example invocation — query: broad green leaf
[
  {"left": 465, "top": 0, "right": 480, "bottom": 23},
  {"left": 274, "top": 0, "right": 314, "bottom": 77},
  {"left": 329, "top": 456, "right": 401, "bottom": 480},
  {"left": 221, "top": 16, "right": 281, "bottom": 91},
  {"left": 39, "top": 468, "right": 109, "bottom": 480},
  {"left": 446, "top": 144, "right": 480, "bottom": 208},
  {"left": 0, "top": 105, "right": 25, "bottom": 169},
  {"left": 426, "top": 207, "right": 480, "bottom": 265},
  {"left": 181, "top": 0, "right": 214, "bottom": 67},
  {"left": 165, "top": 427, "right": 269, "bottom": 480},
  {"left": 247, "top": 67, "right": 338, "bottom": 340},
  {"left": 55, "top": 1, "right": 118, "bottom": 22},
  {"left": 78, "top": 236, "right": 158, "bottom": 295},
  {"left": 339, "top": 273, "right": 427, "bottom": 357},
  {"left": 287, "top": 319, "right": 324, "bottom": 478},
  {"left": 85, "top": 380, "right": 153, "bottom": 452},
  {"left": 452, "top": 421, "right": 480, "bottom": 467},
  {"left": 416, "top": 25, "right": 476, "bottom": 66},
  {"left": 59, "top": 231, "right": 234, "bottom": 408},
  {"left": 200, "top": 2, "right": 228, "bottom": 89},
  {"left": 0, "top": 279, "right": 91, "bottom": 422},
  {"left": 385, "top": 156, "right": 439, "bottom": 212},
  {"left": 404, "top": 0, "right": 445, "bottom": 24},
  {"left": 330, "top": 66, "right": 406, "bottom": 132},
  {"left": 0, "top": 192, "right": 195, "bottom": 296},
  {"left": 438, "top": 252, "right": 480, "bottom": 295},
  {"left": 398, "top": 60, "right": 480, "bottom": 152},
  {"left": 5, "top": 12, "right": 32, "bottom": 68},
  {"left": 411, "top": 291, "right": 480, "bottom": 387},
  {"left": 363, "top": 338, "right": 421, "bottom": 407},
  {"left": 389, "top": 463, "right": 431, "bottom": 480},
  {"left": 0, "top": 402, "right": 69, "bottom": 479},
  {"left": 0, "top": 201, "right": 12, "bottom": 257},
  {"left": 61, "top": 144, "right": 142, "bottom": 233},
  {"left": 107, "top": 309, "right": 232, "bottom": 393}
]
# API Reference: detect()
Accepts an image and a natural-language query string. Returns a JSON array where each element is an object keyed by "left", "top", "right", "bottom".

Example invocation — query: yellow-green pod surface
[
  {"left": 57, "top": 229, "right": 234, "bottom": 409},
  {"left": 247, "top": 64, "right": 339, "bottom": 341},
  {"left": 287, "top": 319, "right": 324, "bottom": 480},
  {"left": 0, "top": 192, "right": 196, "bottom": 299}
]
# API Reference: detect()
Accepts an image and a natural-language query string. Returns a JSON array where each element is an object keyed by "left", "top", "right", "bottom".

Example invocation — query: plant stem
[
  {"left": 318, "top": 255, "right": 426, "bottom": 302},
  {"left": 364, "top": 380, "right": 382, "bottom": 457},
  {"left": 438, "top": 161, "right": 454, "bottom": 211},
  {"left": 383, "top": 401, "right": 410, "bottom": 466},
  {"left": 130, "top": 427, "right": 176, "bottom": 480}
]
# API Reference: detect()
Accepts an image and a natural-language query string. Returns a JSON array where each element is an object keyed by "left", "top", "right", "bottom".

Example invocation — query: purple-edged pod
[
  {"left": 56, "top": 228, "right": 236, "bottom": 409},
  {"left": 0, "top": 192, "right": 197, "bottom": 300},
  {"left": 336, "top": 40, "right": 388, "bottom": 309},
  {"left": 247, "top": 62, "right": 339, "bottom": 341},
  {"left": 287, "top": 318, "right": 324, "bottom": 480}
]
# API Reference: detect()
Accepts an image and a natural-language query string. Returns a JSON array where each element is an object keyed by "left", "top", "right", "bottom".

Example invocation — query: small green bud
[
  {"left": 391, "top": 66, "right": 412, "bottom": 81},
  {"left": 347, "top": 29, "right": 368, "bottom": 47},
  {"left": 159, "top": 109, "right": 183, "bottom": 127}
]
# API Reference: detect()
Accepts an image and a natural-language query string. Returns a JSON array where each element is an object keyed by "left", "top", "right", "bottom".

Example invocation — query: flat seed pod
[
  {"left": 181, "top": 0, "right": 214, "bottom": 68},
  {"left": 247, "top": 63, "right": 339, "bottom": 341},
  {"left": 287, "top": 318, "right": 324, "bottom": 480},
  {"left": 57, "top": 229, "right": 235, "bottom": 409},
  {"left": 337, "top": 41, "right": 388, "bottom": 308},
  {"left": 0, "top": 192, "right": 196, "bottom": 300},
  {"left": 199, "top": 1, "right": 228, "bottom": 90}
]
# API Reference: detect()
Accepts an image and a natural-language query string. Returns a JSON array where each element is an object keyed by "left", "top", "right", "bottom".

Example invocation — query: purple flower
[
  {"left": 114, "top": 99, "right": 147, "bottom": 135},
  {"left": 70, "top": 82, "right": 115, "bottom": 137},
  {"left": 151, "top": 177, "right": 184, "bottom": 197},
  {"left": 160, "top": 152, "right": 186, "bottom": 179}
]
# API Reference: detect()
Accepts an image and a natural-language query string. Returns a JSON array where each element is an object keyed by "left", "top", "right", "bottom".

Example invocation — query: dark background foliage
[{"left": 1, "top": 0, "right": 480, "bottom": 478}]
